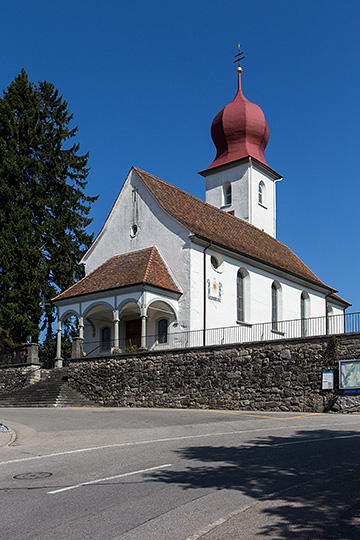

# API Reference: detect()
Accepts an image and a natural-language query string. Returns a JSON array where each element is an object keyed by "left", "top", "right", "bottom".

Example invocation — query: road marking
[
  {"left": 48, "top": 463, "right": 172, "bottom": 494},
  {"left": 74, "top": 407, "right": 319, "bottom": 420},
  {"left": 1, "top": 420, "right": 359, "bottom": 467},
  {"left": 272, "top": 432, "right": 360, "bottom": 447},
  {"left": 186, "top": 472, "right": 338, "bottom": 540},
  {"left": 203, "top": 410, "right": 319, "bottom": 420}
]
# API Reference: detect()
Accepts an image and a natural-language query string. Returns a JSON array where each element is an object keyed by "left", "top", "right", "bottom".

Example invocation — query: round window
[{"left": 210, "top": 253, "right": 224, "bottom": 272}]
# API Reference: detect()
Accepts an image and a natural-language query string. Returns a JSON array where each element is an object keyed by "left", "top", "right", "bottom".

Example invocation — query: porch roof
[{"left": 53, "top": 247, "right": 181, "bottom": 302}]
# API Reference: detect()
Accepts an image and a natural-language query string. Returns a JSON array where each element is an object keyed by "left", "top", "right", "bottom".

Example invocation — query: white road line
[
  {"left": 272, "top": 433, "right": 360, "bottom": 447},
  {"left": 0, "top": 420, "right": 359, "bottom": 467},
  {"left": 48, "top": 463, "right": 172, "bottom": 495},
  {"left": 0, "top": 427, "right": 284, "bottom": 466},
  {"left": 186, "top": 474, "right": 331, "bottom": 540}
]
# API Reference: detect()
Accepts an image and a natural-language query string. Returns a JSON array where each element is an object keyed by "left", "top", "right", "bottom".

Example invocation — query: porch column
[
  {"left": 140, "top": 314, "right": 147, "bottom": 350},
  {"left": 113, "top": 310, "right": 120, "bottom": 348},
  {"left": 78, "top": 316, "right": 84, "bottom": 339},
  {"left": 55, "top": 320, "right": 63, "bottom": 368}
]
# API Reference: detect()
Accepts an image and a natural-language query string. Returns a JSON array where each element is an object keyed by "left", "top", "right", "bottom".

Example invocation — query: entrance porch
[{"left": 54, "top": 292, "right": 180, "bottom": 360}]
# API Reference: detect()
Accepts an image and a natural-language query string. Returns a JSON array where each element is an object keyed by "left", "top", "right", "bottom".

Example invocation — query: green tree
[{"left": 0, "top": 69, "right": 97, "bottom": 353}]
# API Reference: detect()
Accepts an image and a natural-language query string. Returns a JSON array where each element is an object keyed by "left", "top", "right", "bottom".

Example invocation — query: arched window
[
  {"left": 237, "top": 268, "right": 249, "bottom": 322},
  {"left": 271, "top": 281, "right": 281, "bottom": 331},
  {"left": 223, "top": 182, "right": 232, "bottom": 206},
  {"left": 101, "top": 326, "right": 111, "bottom": 351},
  {"left": 301, "top": 292, "right": 310, "bottom": 336},
  {"left": 258, "top": 181, "right": 265, "bottom": 206},
  {"left": 157, "top": 318, "right": 168, "bottom": 344}
]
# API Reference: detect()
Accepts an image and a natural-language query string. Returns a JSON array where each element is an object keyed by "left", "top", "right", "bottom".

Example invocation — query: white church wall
[
  {"left": 243, "top": 265, "right": 327, "bottom": 327},
  {"left": 81, "top": 169, "right": 192, "bottom": 330},
  {"left": 204, "top": 160, "right": 278, "bottom": 238},
  {"left": 250, "top": 164, "right": 276, "bottom": 237},
  {"left": 328, "top": 304, "right": 345, "bottom": 317},
  {"left": 188, "top": 241, "right": 333, "bottom": 341},
  {"left": 204, "top": 162, "right": 249, "bottom": 220},
  {"left": 188, "top": 244, "right": 205, "bottom": 333},
  {"left": 327, "top": 302, "right": 346, "bottom": 334}
]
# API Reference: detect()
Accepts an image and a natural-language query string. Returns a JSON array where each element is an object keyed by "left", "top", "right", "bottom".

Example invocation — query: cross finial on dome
[{"left": 233, "top": 43, "right": 245, "bottom": 73}]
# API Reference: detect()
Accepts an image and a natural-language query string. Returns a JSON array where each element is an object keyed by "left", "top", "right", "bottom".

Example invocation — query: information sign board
[
  {"left": 322, "top": 371, "right": 334, "bottom": 390},
  {"left": 339, "top": 359, "right": 360, "bottom": 390}
]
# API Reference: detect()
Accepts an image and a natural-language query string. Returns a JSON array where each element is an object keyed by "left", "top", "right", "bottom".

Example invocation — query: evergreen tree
[{"left": 0, "top": 69, "right": 97, "bottom": 352}]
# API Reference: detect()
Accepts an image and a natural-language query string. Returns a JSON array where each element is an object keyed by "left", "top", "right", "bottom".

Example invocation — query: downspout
[{"left": 203, "top": 241, "right": 212, "bottom": 346}]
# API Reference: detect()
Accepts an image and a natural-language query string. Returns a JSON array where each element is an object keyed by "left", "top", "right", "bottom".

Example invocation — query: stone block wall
[
  {"left": 67, "top": 334, "right": 360, "bottom": 413},
  {"left": 0, "top": 366, "right": 39, "bottom": 393}
]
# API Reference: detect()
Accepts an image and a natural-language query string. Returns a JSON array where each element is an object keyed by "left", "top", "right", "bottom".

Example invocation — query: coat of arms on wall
[{"left": 207, "top": 278, "right": 223, "bottom": 302}]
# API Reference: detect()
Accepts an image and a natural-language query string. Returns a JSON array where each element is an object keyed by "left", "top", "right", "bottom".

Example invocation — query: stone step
[{"left": 0, "top": 370, "right": 97, "bottom": 408}]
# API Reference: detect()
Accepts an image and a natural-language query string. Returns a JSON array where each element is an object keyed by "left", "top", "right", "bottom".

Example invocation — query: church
[{"left": 53, "top": 59, "right": 349, "bottom": 358}]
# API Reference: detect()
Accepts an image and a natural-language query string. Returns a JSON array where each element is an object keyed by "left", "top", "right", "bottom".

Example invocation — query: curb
[{"left": 0, "top": 423, "right": 17, "bottom": 447}]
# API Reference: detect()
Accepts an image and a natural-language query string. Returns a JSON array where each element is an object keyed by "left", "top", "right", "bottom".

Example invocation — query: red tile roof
[
  {"left": 134, "top": 167, "right": 348, "bottom": 304},
  {"left": 53, "top": 247, "right": 180, "bottom": 301}
]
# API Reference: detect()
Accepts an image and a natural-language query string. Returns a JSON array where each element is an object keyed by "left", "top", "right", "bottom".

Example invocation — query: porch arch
[
  {"left": 118, "top": 300, "right": 142, "bottom": 349},
  {"left": 146, "top": 299, "right": 178, "bottom": 349},
  {"left": 60, "top": 308, "right": 80, "bottom": 323},
  {"left": 146, "top": 298, "right": 178, "bottom": 321},
  {"left": 83, "top": 303, "right": 114, "bottom": 355},
  {"left": 83, "top": 300, "right": 114, "bottom": 319},
  {"left": 117, "top": 298, "right": 141, "bottom": 314},
  {"left": 55, "top": 309, "right": 81, "bottom": 364}
]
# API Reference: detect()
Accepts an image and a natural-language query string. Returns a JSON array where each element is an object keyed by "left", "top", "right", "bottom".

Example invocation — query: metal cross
[{"left": 233, "top": 43, "right": 245, "bottom": 70}]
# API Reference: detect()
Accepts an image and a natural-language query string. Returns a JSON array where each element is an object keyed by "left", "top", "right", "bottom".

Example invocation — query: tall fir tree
[{"left": 0, "top": 69, "right": 98, "bottom": 352}]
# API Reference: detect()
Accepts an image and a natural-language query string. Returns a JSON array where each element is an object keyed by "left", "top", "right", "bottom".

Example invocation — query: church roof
[
  {"left": 135, "top": 167, "right": 346, "bottom": 301},
  {"left": 53, "top": 247, "right": 181, "bottom": 301}
]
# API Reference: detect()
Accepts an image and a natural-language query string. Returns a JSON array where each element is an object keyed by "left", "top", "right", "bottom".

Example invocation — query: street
[{"left": 0, "top": 407, "right": 359, "bottom": 539}]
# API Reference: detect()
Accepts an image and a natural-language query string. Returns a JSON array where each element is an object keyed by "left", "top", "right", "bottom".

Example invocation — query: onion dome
[{"left": 204, "top": 70, "right": 270, "bottom": 172}]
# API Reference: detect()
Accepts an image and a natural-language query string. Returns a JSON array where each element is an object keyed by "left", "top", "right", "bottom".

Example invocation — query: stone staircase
[{"left": 0, "top": 369, "right": 97, "bottom": 407}]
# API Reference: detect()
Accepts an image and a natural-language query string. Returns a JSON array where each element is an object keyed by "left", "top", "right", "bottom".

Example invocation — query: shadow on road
[{"left": 148, "top": 429, "right": 360, "bottom": 539}]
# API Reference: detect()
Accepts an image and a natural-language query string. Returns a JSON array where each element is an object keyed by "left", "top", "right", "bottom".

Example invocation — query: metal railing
[{"left": 78, "top": 311, "right": 360, "bottom": 357}]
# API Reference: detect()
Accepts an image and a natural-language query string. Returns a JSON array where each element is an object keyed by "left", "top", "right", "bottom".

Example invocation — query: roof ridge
[
  {"left": 134, "top": 166, "right": 219, "bottom": 211},
  {"left": 52, "top": 247, "right": 156, "bottom": 301},
  {"left": 143, "top": 246, "right": 157, "bottom": 282},
  {"left": 53, "top": 246, "right": 180, "bottom": 302}
]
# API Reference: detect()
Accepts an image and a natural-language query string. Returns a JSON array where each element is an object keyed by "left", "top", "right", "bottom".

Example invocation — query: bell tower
[{"left": 199, "top": 46, "right": 282, "bottom": 238}]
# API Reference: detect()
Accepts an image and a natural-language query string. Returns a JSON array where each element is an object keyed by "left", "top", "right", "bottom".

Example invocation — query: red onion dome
[{"left": 206, "top": 71, "right": 269, "bottom": 171}]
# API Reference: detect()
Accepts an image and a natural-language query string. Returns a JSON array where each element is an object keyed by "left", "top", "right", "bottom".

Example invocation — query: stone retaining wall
[
  {"left": 67, "top": 334, "right": 360, "bottom": 413},
  {"left": 0, "top": 365, "right": 40, "bottom": 393}
]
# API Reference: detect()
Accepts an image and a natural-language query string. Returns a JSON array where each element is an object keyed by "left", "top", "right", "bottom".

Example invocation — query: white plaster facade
[
  {"left": 189, "top": 237, "right": 345, "bottom": 340},
  {"left": 203, "top": 158, "right": 280, "bottom": 237}
]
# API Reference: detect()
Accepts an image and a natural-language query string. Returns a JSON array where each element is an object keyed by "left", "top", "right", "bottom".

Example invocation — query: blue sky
[{"left": 1, "top": 0, "right": 360, "bottom": 311}]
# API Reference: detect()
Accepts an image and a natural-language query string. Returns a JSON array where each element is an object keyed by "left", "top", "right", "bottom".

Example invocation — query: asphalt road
[{"left": 0, "top": 407, "right": 359, "bottom": 540}]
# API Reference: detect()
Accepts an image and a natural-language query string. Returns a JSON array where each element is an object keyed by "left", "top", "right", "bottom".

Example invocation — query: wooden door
[{"left": 125, "top": 319, "right": 141, "bottom": 348}]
